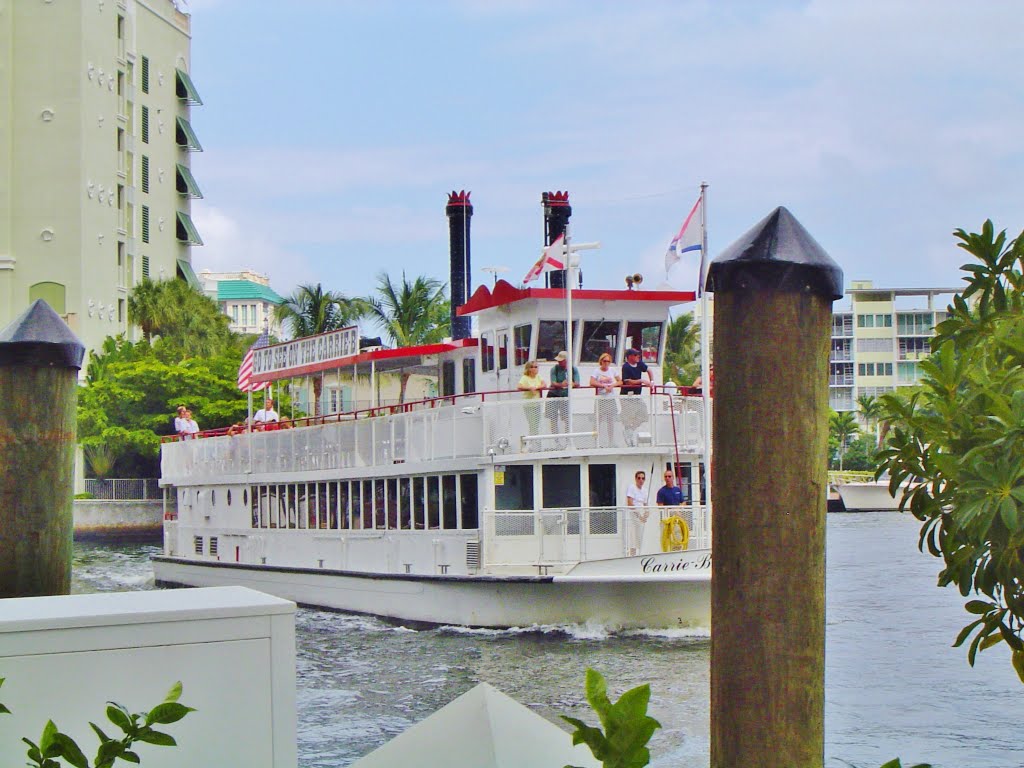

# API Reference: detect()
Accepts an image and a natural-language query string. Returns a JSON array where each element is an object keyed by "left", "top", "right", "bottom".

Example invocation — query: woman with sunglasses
[{"left": 625, "top": 470, "right": 649, "bottom": 555}]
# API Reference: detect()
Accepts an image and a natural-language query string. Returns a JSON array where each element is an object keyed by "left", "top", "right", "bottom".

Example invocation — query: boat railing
[
  {"left": 160, "top": 390, "right": 706, "bottom": 483},
  {"left": 481, "top": 504, "right": 710, "bottom": 569}
]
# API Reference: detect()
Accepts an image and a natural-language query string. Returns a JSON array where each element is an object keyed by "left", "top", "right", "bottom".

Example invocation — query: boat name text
[
  {"left": 252, "top": 327, "right": 360, "bottom": 378},
  {"left": 641, "top": 553, "right": 711, "bottom": 573}
]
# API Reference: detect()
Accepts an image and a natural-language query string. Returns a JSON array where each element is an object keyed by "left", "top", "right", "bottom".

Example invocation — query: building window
[
  {"left": 118, "top": 299, "right": 125, "bottom": 324},
  {"left": 141, "top": 105, "right": 149, "bottom": 143},
  {"left": 230, "top": 304, "right": 238, "bottom": 323},
  {"left": 141, "top": 56, "right": 149, "bottom": 93},
  {"left": 857, "top": 314, "right": 874, "bottom": 328},
  {"left": 876, "top": 314, "right": 892, "bottom": 327},
  {"left": 142, "top": 255, "right": 150, "bottom": 279},
  {"left": 141, "top": 205, "right": 150, "bottom": 243},
  {"left": 141, "top": 156, "right": 149, "bottom": 193}
]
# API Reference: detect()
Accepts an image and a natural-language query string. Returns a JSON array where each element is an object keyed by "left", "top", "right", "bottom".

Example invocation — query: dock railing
[{"left": 83, "top": 478, "right": 161, "bottom": 500}]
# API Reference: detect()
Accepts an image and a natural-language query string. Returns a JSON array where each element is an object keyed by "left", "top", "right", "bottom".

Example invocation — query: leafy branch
[{"left": 0, "top": 677, "right": 194, "bottom": 768}]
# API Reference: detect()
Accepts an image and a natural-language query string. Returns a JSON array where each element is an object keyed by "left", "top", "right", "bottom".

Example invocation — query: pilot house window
[
  {"left": 624, "top": 321, "right": 663, "bottom": 363},
  {"left": 580, "top": 321, "right": 620, "bottom": 363}
]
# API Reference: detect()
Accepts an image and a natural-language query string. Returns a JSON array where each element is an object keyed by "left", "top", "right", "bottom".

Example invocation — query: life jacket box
[{"left": 0, "top": 586, "right": 296, "bottom": 768}]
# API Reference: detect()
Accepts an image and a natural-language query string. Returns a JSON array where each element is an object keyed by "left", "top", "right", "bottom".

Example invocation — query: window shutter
[
  {"left": 142, "top": 254, "right": 150, "bottom": 279},
  {"left": 142, "top": 205, "right": 150, "bottom": 243},
  {"left": 141, "top": 56, "right": 149, "bottom": 93},
  {"left": 141, "top": 155, "right": 149, "bottom": 193},
  {"left": 141, "top": 105, "right": 149, "bottom": 144}
]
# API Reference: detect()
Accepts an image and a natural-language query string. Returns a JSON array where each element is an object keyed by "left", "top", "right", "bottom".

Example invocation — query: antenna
[{"left": 481, "top": 266, "right": 509, "bottom": 286}]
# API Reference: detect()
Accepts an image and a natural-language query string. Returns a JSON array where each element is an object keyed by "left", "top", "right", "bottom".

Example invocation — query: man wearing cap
[
  {"left": 620, "top": 348, "right": 652, "bottom": 446},
  {"left": 546, "top": 350, "right": 580, "bottom": 444}
]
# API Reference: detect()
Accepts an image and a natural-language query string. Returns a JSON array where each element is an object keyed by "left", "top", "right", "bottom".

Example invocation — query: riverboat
[{"left": 153, "top": 192, "right": 712, "bottom": 629}]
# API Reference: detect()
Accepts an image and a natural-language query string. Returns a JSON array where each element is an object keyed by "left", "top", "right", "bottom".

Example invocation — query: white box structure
[{"left": 0, "top": 586, "right": 296, "bottom": 768}]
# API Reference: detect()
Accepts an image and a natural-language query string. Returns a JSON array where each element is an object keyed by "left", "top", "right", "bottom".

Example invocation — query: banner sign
[{"left": 252, "top": 326, "right": 360, "bottom": 379}]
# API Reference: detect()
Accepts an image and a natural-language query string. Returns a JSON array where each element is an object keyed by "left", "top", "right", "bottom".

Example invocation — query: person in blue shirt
[{"left": 656, "top": 469, "right": 684, "bottom": 507}]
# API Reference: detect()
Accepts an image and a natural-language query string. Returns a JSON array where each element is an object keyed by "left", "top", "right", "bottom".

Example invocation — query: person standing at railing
[
  {"left": 174, "top": 405, "right": 189, "bottom": 438},
  {"left": 589, "top": 352, "right": 621, "bottom": 447},
  {"left": 620, "top": 348, "right": 652, "bottom": 447},
  {"left": 656, "top": 469, "right": 684, "bottom": 507},
  {"left": 546, "top": 351, "right": 579, "bottom": 446},
  {"left": 625, "top": 470, "right": 649, "bottom": 556},
  {"left": 182, "top": 409, "right": 200, "bottom": 439},
  {"left": 517, "top": 361, "right": 547, "bottom": 434},
  {"left": 254, "top": 397, "right": 279, "bottom": 426}
]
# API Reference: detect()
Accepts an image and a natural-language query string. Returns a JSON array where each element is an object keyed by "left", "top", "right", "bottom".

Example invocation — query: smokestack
[
  {"left": 542, "top": 191, "right": 572, "bottom": 288},
  {"left": 446, "top": 190, "right": 473, "bottom": 340}
]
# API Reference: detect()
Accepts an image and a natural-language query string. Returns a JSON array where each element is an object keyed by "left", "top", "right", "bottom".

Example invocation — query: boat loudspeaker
[{"left": 625, "top": 273, "right": 643, "bottom": 289}]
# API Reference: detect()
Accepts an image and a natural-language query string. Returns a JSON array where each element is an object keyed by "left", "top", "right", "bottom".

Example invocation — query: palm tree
[
  {"left": 275, "top": 283, "right": 367, "bottom": 415},
  {"left": 366, "top": 272, "right": 448, "bottom": 403},
  {"left": 856, "top": 393, "right": 883, "bottom": 446},
  {"left": 829, "top": 410, "right": 860, "bottom": 470},
  {"left": 664, "top": 312, "right": 701, "bottom": 385},
  {"left": 126, "top": 278, "right": 164, "bottom": 341},
  {"left": 127, "top": 278, "right": 233, "bottom": 358}
]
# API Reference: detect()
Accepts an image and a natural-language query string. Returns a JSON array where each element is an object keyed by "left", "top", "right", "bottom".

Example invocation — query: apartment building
[
  {"left": 829, "top": 281, "right": 959, "bottom": 412},
  {"left": 0, "top": 0, "right": 202, "bottom": 369},
  {"left": 198, "top": 269, "right": 284, "bottom": 337}
]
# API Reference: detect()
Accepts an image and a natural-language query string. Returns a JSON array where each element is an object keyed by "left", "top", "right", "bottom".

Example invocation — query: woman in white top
[
  {"left": 625, "top": 470, "right": 649, "bottom": 555},
  {"left": 589, "top": 352, "right": 621, "bottom": 447}
]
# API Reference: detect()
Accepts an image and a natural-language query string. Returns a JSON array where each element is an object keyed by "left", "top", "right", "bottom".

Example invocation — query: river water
[{"left": 71, "top": 512, "right": 1023, "bottom": 767}]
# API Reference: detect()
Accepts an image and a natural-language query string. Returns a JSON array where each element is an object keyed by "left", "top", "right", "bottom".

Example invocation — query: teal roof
[{"left": 217, "top": 280, "right": 284, "bottom": 304}]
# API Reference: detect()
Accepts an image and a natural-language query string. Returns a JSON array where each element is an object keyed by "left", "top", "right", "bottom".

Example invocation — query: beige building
[
  {"left": 198, "top": 269, "right": 285, "bottom": 338},
  {"left": 830, "top": 281, "right": 958, "bottom": 413},
  {"left": 0, "top": 0, "right": 202, "bottom": 370}
]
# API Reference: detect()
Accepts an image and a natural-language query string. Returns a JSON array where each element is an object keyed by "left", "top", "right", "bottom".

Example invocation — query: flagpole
[
  {"left": 698, "top": 182, "right": 712, "bottom": 519},
  {"left": 565, "top": 225, "right": 574, "bottom": 437}
]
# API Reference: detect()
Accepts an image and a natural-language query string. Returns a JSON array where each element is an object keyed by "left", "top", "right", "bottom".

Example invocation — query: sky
[{"left": 185, "top": 0, "right": 1024, "bottom": 311}]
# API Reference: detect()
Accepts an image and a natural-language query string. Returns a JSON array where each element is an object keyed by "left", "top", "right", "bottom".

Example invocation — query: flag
[
  {"left": 664, "top": 195, "right": 704, "bottom": 274},
  {"left": 238, "top": 331, "right": 270, "bottom": 392},
  {"left": 523, "top": 234, "right": 567, "bottom": 284}
]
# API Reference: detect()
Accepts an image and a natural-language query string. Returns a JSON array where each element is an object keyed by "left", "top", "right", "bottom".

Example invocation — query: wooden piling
[
  {"left": 706, "top": 208, "right": 843, "bottom": 768},
  {"left": 0, "top": 300, "right": 85, "bottom": 597}
]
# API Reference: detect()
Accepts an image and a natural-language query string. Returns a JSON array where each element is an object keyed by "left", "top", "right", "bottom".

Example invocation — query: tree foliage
[
  {"left": 126, "top": 278, "right": 232, "bottom": 358},
  {"left": 78, "top": 340, "right": 252, "bottom": 477},
  {"left": 829, "top": 410, "right": 860, "bottom": 470},
  {"left": 876, "top": 220, "right": 1024, "bottom": 682},
  {"left": 366, "top": 272, "right": 449, "bottom": 403},
  {"left": 663, "top": 312, "right": 701, "bottom": 386}
]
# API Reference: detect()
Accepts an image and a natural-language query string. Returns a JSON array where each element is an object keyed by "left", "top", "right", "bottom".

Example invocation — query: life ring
[{"left": 660, "top": 515, "right": 690, "bottom": 552}]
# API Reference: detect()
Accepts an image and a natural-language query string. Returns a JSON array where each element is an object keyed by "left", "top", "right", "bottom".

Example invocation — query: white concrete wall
[{"left": 0, "top": 586, "right": 296, "bottom": 767}]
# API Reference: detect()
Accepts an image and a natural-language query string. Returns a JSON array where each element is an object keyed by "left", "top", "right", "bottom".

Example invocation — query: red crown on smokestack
[
  {"left": 546, "top": 190, "right": 570, "bottom": 206},
  {"left": 447, "top": 190, "right": 471, "bottom": 206}
]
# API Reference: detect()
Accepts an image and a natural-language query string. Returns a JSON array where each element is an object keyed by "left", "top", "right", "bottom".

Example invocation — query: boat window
[
  {"left": 361, "top": 479, "right": 374, "bottom": 529},
  {"left": 243, "top": 488, "right": 248, "bottom": 507},
  {"left": 350, "top": 481, "right": 362, "bottom": 529},
  {"left": 374, "top": 479, "right": 386, "bottom": 529},
  {"left": 481, "top": 333, "right": 495, "bottom": 372},
  {"left": 386, "top": 478, "right": 399, "bottom": 529},
  {"left": 624, "top": 321, "right": 663, "bottom": 364},
  {"left": 588, "top": 464, "right": 616, "bottom": 507},
  {"left": 426, "top": 476, "right": 441, "bottom": 529},
  {"left": 339, "top": 482, "right": 350, "bottom": 529},
  {"left": 495, "top": 465, "right": 533, "bottom": 510},
  {"left": 226, "top": 489, "right": 232, "bottom": 507},
  {"left": 580, "top": 321, "right": 620, "bottom": 363},
  {"left": 460, "top": 474, "right": 479, "bottom": 529},
  {"left": 442, "top": 475, "right": 458, "bottom": 529},
  {"left": 537, "top": 320, "right": 575, "bottom": 361},
  {"left": 513, "top": 323, "right": 532, "bottom": 366},
  {"left": 399, "top": 478, "right": 412, "bottom": 529},
  {"left": 497, "top": 330, "right": 509, "bottom": 371},
  {"left": 462, "top": 358, "right": 476, "bottom": 394},
  {"left": 441, "top": 360, "right": 456, "bottom": 397},
  {"left": 413, "top": 477, "right": 426, "bottom": 529},
  {"left": 542, "top": 465, "right": 581, "bottom": 508},
  {"left": 210, "top": 489, "right": 216, "bottom": 508}
]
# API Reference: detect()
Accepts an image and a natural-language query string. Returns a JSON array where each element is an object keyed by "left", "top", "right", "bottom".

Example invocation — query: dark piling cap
[
  {"left": 705, "top": 206, "right": 843, "bottom": 300},
  {"left": 0, "top": 300, "right": 86, "bottom": 369}
]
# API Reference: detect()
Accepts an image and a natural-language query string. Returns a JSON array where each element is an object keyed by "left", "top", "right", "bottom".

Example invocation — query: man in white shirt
[
  {"left": 253, "top": 397, "right": 279, "bottom": 425},
  {"left": 625, "top": 470, "right": 650, "bottom": 555}
]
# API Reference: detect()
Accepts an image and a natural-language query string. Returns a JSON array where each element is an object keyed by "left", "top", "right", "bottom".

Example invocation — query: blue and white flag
[{"left": 664, "top": 195, "right": 703, "bottom": 275}]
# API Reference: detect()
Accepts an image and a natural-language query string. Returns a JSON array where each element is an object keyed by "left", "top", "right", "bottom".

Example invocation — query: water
[{"left": 71, "top": 513, "right": 1024, "bottom": 767}]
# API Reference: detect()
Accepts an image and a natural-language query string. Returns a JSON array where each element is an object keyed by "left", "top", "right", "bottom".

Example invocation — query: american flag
[{"left": 237, "top": 331, "right": 270, "bottom": 392}]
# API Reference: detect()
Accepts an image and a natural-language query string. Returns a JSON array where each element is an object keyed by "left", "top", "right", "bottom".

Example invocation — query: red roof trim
[
  {"left": 457, "top": 279, "right": 696, "bottom": 316},
  {"left": 252, "top": 337, "right": 477, "bottom": 383}
]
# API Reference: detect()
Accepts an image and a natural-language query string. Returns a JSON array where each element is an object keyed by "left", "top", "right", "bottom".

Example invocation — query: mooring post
[
  {"left": 706, "top": 208, "right": 842, "bottom": 767},
  {"left": 0, "top": 300, "right": 85, "bottom": 597}
]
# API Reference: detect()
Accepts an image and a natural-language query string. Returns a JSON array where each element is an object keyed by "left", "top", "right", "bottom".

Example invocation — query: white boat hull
[
  {"left": 152, "top": 549, "right": 711, "bottom": 629},
  {"left": 835, "top": 481, "right": 902, "bottom": 512}
]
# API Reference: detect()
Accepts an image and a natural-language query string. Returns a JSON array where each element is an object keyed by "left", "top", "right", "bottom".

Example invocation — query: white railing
[
  {"left": 160, "top": 394, "right": 706, "bottom": 484},
  {"left": 482, "top": 504, "right": 710, "bottom": 569},
  {"left": 83, "top": 478, "right": 161, "bottom": 500}
]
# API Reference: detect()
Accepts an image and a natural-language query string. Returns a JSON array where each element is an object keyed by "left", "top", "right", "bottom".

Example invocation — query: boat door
[{"left": 495, "top": 328, "right": 511, "bottom": 391}]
